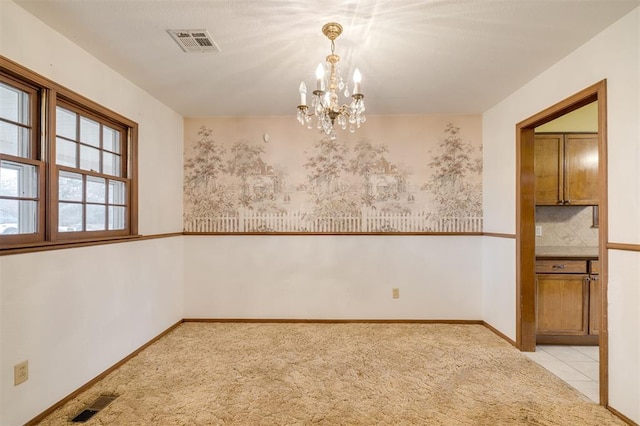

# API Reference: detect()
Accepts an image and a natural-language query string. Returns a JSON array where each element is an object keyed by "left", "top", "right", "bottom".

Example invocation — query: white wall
[
  {"left": 0, "top": 238, "right": 184, "bottom": 425},
  {"left": 607, "top": 251, "right": 640, "bottom": 420},
  {"left": 482, "top": 7, "right": 640, "bottom": 422},
  {"left": 0, "top": 2, "right": 184, "bottom": 425},
  {"left": 184, "top": 236, "right": 483, "bottom": 320},
  {"left": 482, "top": 237, "right": 516, "bottom": 338}
]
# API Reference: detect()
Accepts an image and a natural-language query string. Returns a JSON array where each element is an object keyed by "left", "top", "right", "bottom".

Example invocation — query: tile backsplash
[{"left": 535, "top": 206, "right": 598, "bottom": 247}]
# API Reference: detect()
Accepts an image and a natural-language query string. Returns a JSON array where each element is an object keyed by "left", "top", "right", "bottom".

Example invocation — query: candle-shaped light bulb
[
  {"left": 316, "top": 63, "right": 324, "bottom": 90},
  {"left": 299, "top": 81, "right": 307, "bottom": 105},
  {"left": 352, "top": 68, "right": 362, "bottom": 95}
]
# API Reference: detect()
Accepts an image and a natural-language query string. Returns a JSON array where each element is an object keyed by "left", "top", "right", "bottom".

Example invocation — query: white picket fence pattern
[{"left": 185, "top": 209, "right": 482, "bottom": 233}]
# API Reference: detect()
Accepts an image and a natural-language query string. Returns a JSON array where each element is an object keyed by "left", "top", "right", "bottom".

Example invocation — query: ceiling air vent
[{"left": 167, "top": 30, "right": 221, "bottom": 53}]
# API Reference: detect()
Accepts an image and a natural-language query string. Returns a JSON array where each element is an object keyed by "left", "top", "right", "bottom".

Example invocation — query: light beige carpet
[{"left": 37, "top": 323, "right": 625, "bottom": 425}]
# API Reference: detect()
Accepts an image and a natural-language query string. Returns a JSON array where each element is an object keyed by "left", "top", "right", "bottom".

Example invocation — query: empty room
[{"left": 1, "top": 1, "right": 640, "bottom": 425}]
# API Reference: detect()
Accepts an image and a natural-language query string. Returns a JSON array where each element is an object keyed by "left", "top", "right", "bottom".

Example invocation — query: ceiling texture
[{"left": 14, "top": 0, "right": 640, "bottom": 118}]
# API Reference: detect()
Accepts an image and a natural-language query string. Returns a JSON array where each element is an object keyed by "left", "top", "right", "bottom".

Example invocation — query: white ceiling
[{"left": 14, "top": 0, "right": 640, "bottom": 117}]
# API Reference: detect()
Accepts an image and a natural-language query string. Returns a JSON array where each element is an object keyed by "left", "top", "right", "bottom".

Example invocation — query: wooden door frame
[{"left": 515, "top": 80, "right": 608, "bottom": 405}]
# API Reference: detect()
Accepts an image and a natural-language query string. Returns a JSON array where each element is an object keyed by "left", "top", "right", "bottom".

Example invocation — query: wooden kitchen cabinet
[
  {"left": 535, "top": 258, "right": 599, "bottom": 344},
  {"left": 534, "top": 134, "right": 563, "bottom": 205},
  {"left": 534, "top": 133, "right": 598, "bottom": 206},
  {"left": 537, "top": 273, "right": 589, "bottom": 335}
]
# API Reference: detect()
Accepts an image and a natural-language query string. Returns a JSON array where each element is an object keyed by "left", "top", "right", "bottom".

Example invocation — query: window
[
  {"left": 0, "top": 76, "right": 44, "bottom": 244},
  {"left": 0, "top": 57, "right": 137, "bottom": 250},
  {"left": 54, "top": 103, "right": 130, "bottom": 238}
]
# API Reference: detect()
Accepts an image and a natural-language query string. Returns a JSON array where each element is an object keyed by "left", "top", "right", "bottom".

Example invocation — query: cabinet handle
[
  {"left": 552, "top": 264, "right": 566, "bottom": 269},
  {"left": 565, "top": 199, "right": 571, "bottom": 205},
  {"left": 557, "top": 200, "right": 564, "bottom": 205}
]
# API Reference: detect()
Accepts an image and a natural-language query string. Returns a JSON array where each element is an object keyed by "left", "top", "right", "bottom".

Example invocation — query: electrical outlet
[
  {"left": 14, "top": 360, "right": 28, "bottom": 386},
  {"left": 392, "top": 288, "right": 400, "bottom": 299},
  {"left": 535, "top": 226, "right": 542, "bottom": 237}
]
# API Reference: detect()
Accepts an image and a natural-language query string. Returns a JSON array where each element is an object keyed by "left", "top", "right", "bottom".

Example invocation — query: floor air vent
[{"left": 71, "top": 394, "right": 118, "bottom": 423}]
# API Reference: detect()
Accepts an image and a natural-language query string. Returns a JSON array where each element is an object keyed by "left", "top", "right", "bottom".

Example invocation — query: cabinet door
[
  {"left": 534, "top": 134, "right": 563, "bottom": 205},
  {"left": 564, "top": 134, "right": 598, "bottom": 205},
  {"left": 589, "top": 275, "right": 600, "bottom": 335},
  {"left": 536, "top": 274, "right": 589, "bottom": 335}
]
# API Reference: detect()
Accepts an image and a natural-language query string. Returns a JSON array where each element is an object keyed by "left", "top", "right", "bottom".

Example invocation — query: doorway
[{"left": 515, "top": 80, "right": 608, "bottom": 405}]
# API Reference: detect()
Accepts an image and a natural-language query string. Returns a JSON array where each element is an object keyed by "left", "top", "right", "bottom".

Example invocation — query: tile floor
[{"left": 524, "top": 345, "right": 600, "bottom": 402}]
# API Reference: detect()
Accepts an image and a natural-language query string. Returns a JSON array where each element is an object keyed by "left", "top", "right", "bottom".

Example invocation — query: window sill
[{"left": 0, "top": 234, "right": 144, "bottom": 256}]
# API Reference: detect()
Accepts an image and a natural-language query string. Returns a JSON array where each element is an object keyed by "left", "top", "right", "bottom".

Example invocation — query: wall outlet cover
[{"left": 14, "top": 360, "right": 28, "bottom": 386}]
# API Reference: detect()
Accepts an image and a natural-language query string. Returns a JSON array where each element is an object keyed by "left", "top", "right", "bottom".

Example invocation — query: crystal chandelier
[{"left": 297, "top": 22, "right": 366, "bottom": 140}]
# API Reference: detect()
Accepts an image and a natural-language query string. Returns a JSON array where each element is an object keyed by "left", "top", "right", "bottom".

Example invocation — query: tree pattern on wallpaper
[
  {"left": 184, "top": 123, "right": 482, "bottom": 233},
  {"left": 425, "top": 123, "right": 482, "bottom": 218},
  {"left": 303, "top": 137, "right": 359, "bottom": 224},
  {"left": 184, "top": 126, "right": 233, "bottom": 218}
]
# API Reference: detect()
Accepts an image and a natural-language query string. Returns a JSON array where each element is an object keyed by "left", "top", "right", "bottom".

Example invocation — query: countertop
[{"left": 536, "top": 246, "right": 599, "bottom": 258}]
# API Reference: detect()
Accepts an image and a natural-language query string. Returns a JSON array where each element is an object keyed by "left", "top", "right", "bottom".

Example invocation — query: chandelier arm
[{"left": 296, "top": 106, "right": 316, "bottom": 118}]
